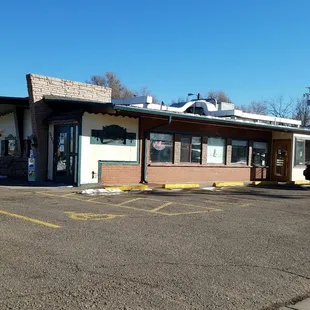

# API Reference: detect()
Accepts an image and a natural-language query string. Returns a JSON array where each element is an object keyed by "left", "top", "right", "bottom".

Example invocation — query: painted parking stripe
[
  {"left": 117, "top": 197, "right": 143, "bottom": 206},
  {"left": 0, "top": 210, "right": 61, "bottom": 228},
  {"left": 36, "top": 191, "right": 224, "bottom": 216},
  {"left": 150, "top": 202, "right": 173, "bottom": 212},
  {"left": 65, "top": 211, "right": 125, "bottom": 221}
]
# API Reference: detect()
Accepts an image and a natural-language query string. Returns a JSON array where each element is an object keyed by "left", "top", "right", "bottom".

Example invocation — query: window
[
  {"left": 150, "top": 133, "right": 173, "bottom": 163},
  {"left": 207, "top": 137, "right": 226, "bottom": 164},
  {"left": 23, "top": 139, "right": 32, "bottom": 158},
  {"left": 252, "top": 141, "right": 268, "bottom": 166},
  {"left": 231, "top": 140, "right": 248, "bottom": 165},
  {"left": 294, "top": 139, "right": 310, "bottom": 166},
  {"left": 306, "top": 141, "right": 310, "bottom": 164},
  {"left": 295, "top": 139, "right": 305, "bottom": 166},
  {"left": 180, "top": 136, "right": 201, "bottom": 163},
  {"left": 0, "top": 138, "right": 18, "bottom": 157}
]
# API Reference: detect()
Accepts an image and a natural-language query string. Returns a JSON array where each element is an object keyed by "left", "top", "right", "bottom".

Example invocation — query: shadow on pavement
[
  {"left": 141, "top": 185, "right": 310, "bottom": 201},
  {"left": 0, "top": 177, "right": 66, "bottom": 188}
]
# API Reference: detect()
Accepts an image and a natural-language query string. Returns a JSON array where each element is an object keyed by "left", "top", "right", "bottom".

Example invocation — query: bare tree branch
[
  {"left": 264, "top": 96, "right": 294, "bottom": 118},
  {"left": 88, "top": 72, "right": 159, "bottom": 102},
  {"left": 235, "top": 101, "right": 268, "bottom": 114},
  {"left": 207, "top": 90, "right": 232, "bottom": 103},
  {"left": 293, "top": 97, "right": 310, "bottom": 127}
]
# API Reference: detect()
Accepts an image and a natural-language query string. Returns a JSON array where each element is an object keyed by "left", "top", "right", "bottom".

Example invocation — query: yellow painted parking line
[
  {"left": 117, "top": 197, "right": 143, "bottom": 206},
  {"left": 150, "top": 202, "right": 173, "bottom": 212},
  {"left": 38, "top": 191, "right": 58, "bottom": 197},
  {"left": 65, "top": 211, "right": 125, "bottom": 221},
  {"left": 38, "top": 191, "right": 76, "bottom": 198},
  {"left": 157, "top": 209, "right": 223, "bottom": 216},
  {"left": 0, "top": 210, "right": 61, "bottom": 228},
  {"left": 36, "top": 191, "right": 232, "bottom": 216},
  {"left": 60, "top": 193, "right": 76, "bottom": 197}
]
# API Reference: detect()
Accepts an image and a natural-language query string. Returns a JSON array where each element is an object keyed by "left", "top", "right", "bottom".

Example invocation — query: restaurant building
[{"left": 0, "top": 74, "right": 309, "bottom": 186}]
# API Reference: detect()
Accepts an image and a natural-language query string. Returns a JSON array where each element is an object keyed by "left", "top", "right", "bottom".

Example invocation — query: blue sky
[{"left": 0, "top": 0, "right": 309, "bottom": 105}]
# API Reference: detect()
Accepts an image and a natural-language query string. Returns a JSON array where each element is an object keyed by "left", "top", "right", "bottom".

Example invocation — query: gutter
[
  {"left": 113, "top": 105, "right": 310, "bottom": 134},
  {"left": 142, "top": 116, "right": 172, "bottom": 183}
]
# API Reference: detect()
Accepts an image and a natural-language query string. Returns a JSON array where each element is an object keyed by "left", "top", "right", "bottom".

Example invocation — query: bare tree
[
  {"left": 171, "top": 96, "right": 187, "bottom": 105},
  {"left": 139, "top": 86, "right": 159, "bottom": 104},
  {"left": 89, "top": 72, "right": 134, "bottom": 99},
  {"left": 89, "top": 72, "right": 159, "bottom": 102},
  {"left": 265, "top": 96, "right": 294, "bottom": 118},
  {"left": 293, "top": 97, "right": 310, "bottom": 127},
  {"left": 207, "top": 90, "right": 232, "bottom": 103},
  {"left": 235, "top": 101, "right": 268, "bottom": 114}
]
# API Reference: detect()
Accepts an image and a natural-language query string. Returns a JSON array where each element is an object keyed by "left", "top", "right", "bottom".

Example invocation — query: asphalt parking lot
[{"left": 0, "top": 185, "right": 310, "bottom": 310}]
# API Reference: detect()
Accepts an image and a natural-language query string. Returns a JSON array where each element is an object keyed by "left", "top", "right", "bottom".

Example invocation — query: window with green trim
[
  {"left": 150, "top": 133, "right": 173, "bottom": 163},
  {"left": 180, "top": 136, "right": 201, "bottom": 163},
  {"left": 231, "top": 140, "right": 248, "bottom": 165}
]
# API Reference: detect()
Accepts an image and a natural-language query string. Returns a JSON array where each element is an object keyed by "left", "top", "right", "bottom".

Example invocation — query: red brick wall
[
  {"left": 250, "top": 167, "right": 269, "bottom": 180},
  {"left": 100, "top": 116, "right": 272, "bottom": 185},
  {"left": 101, "top": 164, "right": 141, "bottom": 185},
  {"left": 148, "top": 165, "right": 251, "bottom": 183}
]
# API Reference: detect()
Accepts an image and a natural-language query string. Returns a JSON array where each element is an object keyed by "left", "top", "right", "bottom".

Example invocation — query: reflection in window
[
  {"left": 294, "top": 139, "right": 310, "bottom": 166},
  {"left": 252, "top": 141, "right": 268, "bottom": 166},
  {"left": 207, "top": 137, "right": 226, "bottom": 164},
  {"left": 306, "top": 140, "right": 310, "bottom": 164},
  {"left": 180, "top": 136, "right": 201, "bottom": 163},
  {"left": 295, "top": 139, "right": 304, "bottom": 166},
  {"left": 231, "top": 140, "right": 248, "bottom": 165},
  {"left": 150, "top": 133, "right": 173, "bottom": 163}
]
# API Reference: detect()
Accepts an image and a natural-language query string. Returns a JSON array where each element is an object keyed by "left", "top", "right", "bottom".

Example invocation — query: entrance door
[
  {"left": 272, "top": 140, "right": 291, "bottom": 181},
  {"left": 53, "top": 124, "right": 78, "bottom": 184}
]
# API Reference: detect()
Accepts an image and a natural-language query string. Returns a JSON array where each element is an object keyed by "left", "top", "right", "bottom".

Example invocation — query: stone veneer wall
[{"left": 26, "top": 74, "right": 112, "bottom": 181}]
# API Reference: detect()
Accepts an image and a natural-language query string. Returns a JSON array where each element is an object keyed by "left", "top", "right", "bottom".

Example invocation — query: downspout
[{"left": 143, "top": 116, "right": 172, "bottom": 183}]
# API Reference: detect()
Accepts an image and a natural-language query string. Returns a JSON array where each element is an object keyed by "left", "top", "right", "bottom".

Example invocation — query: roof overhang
[
  {"left": 112, "top": 105, "right": 310, "bottom": 134},
  {"left": 0, "top": 96, "right": 29, "bottom": 116},
  {"left": 43, "top": 96, "right": 310, "bottom": 134}
]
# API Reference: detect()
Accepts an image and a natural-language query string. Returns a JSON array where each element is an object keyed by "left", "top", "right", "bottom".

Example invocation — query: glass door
[
  {"left": 53, "top": 124, "right": 78, "bottom": 184},
  {"left": 272, "top": 140, "right": 291, "bottom": 181}
]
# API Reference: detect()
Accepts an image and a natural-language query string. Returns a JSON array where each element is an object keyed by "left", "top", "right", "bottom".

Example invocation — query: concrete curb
[
  {"left": 213, "top": 182, "right": 245, "bottom": 187},
  {"left": 252, "top": 180, "right": 310, "bottom": 186},
  {"left": 104, "top": 185, "right": 149, "bottom": 191},
  {"left": 162, "top": 183, "right": 200, "bottom": 189}
]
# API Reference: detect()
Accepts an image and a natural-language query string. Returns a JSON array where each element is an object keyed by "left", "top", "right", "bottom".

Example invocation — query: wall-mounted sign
[{"left": 91, "top": 125, "right": 136, "bottom": 146}]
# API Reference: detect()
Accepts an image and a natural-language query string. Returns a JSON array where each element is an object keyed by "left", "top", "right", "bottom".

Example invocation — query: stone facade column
[
  {"left": 26, "top": 74, "right": 111, "bottom": 182},
  {"left": 248, "top": 140, "right": 253, "bottom": 166},
  {"left": 226, "top": 138, "right": 232, "bottom": 165},
  {"left": 201, "top": 136, "right": 208, "bottom": 164},
  {"left": 174, "top": 134, "right": 181, "bottom": 164}
]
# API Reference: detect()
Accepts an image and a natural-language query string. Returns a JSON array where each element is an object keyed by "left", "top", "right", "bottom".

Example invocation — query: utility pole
[{"left": 305, "top": 87, "right": 310, "bottom": 105}]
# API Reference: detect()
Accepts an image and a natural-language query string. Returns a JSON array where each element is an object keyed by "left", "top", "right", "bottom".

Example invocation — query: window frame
[
  {"left": 252, "top": 140, "right": 269, "bottom": 167},
  {"left": 180, "top": 135, "right": 202, "bottom": 164},
  {"left": 0, "top": 136, "right": 18, "bottom": 157},
  {"left": 294, "top": 138, "right": 310, "bottom": 167},
  {"left": 231, "top": 139, "right": 249, "bottom": 166},
  {"left": 206, "top": 136, "right": 226, "bottom": 165},
  {"left": 149, "top": 132, "right": 174, "bottom": 164}
]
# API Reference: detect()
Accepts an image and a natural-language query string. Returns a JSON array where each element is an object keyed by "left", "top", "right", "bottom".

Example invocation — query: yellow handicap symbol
[{"left": 65, "top": 212, "right": 125, "bottom": 221}]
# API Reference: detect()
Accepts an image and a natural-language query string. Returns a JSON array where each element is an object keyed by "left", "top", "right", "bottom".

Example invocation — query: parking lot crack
[{"left": 95, "top": 261, "right": 310, "bottom": 281}]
